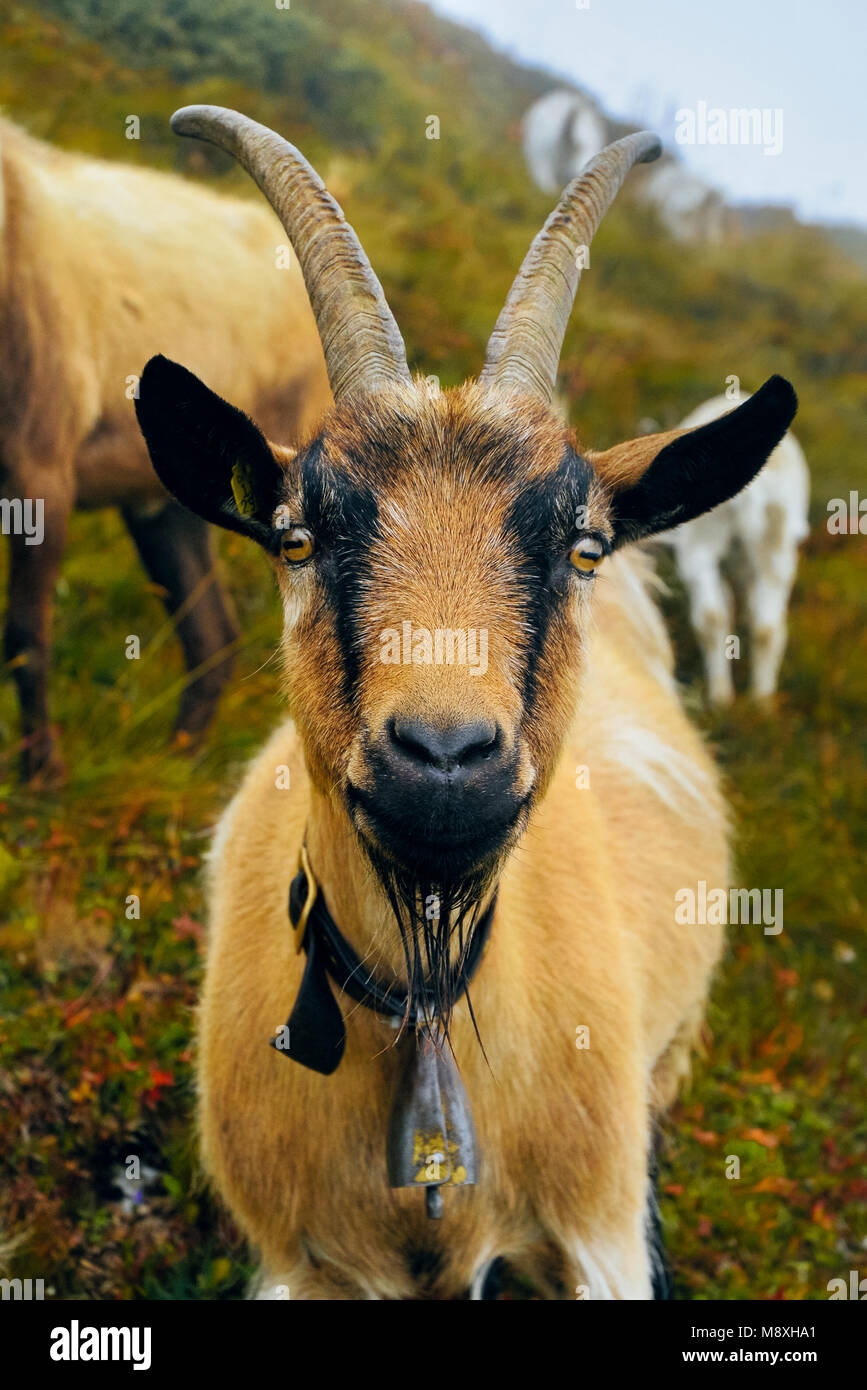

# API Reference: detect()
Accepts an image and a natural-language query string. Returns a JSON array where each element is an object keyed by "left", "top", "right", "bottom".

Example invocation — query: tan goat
[
  {"left": 0, "top": 116, "right": 330, "bottom": 781},
  {"left": 136, "top": 106, "right": 797, "bottom": 1300}
]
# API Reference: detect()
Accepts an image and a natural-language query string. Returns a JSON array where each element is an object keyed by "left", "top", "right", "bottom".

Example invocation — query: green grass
[
  {"left": 653, "top": 542, "right": 867, "bottom": 1300},
  {"left": 0, "top": 506, "right": 863, "bottom": 1302}
]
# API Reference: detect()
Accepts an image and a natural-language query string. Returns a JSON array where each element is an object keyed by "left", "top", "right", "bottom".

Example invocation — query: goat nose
[{"left": 388, "top": 717, "right": 500, "bottom": 774}]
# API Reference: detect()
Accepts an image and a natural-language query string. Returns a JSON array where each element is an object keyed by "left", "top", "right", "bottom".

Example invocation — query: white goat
[
  {"left": 658, "top": 394, "right": 809, "bottom": 705},
  {"left": 521, "top": 88, "right": 726, "bottom": 244},
  {"left": 521, "top": 88, "right": 608, "bottom": 195}
]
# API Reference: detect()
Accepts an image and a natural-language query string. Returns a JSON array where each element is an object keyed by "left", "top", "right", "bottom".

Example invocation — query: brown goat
[
  {"left": 0, "top": 116, "right": 330, "bottom": 782},
  {"left": 136, "top": 107, "right": 797, "bottom": 1299}
]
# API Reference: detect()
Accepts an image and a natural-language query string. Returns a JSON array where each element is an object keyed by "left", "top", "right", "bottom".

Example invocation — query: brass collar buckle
[{"left": 292, "top": 843, "right": 318, "bottom": 953}]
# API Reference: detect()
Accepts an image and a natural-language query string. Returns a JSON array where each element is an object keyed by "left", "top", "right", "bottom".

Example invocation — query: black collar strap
[
  {"left": 271, "top": 848, "right": 495, "bottom": 1217},
  {"left": 271, "top": 846, "right": 496, "bottom": 1076}
]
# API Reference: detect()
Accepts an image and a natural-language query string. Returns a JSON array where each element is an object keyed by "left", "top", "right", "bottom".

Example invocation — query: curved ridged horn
[
  {"left": 171, "top": 105, "right": 411, "bottom": 402},
  {"left": 480, "top": 131, "right": 662, "bottom": 403}
]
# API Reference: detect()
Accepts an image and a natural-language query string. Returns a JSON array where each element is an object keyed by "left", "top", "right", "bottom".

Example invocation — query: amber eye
[
  {"left": 569, "top": 539, "right": 604, "bottom": 575},
  {"left": 280, "top": 526, "right": 315, "bottom": 565}
]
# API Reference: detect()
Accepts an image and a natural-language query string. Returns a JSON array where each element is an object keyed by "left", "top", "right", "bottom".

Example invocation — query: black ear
[
  {"left": 610, "top": 376, "right": 798, "bottom": 546},
  {"left": 135, "top": 355, "right": 284, "bottom": 546}
]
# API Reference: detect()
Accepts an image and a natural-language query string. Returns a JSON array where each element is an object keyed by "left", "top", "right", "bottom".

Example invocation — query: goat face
[
  {"left": 137, "top": 360, "right": 796, "bottom": 905},
  {"left": 274, "top": 381, "right": 604, "bottom": 888},
  {"left": 135, "top": 107, "right": 797, "bottom": 919},
  {"left": 137, "top": 366, "right": 609, "bottom": 893}
]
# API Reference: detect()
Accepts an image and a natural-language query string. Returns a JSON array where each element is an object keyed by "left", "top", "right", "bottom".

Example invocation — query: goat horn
[
  {"left": 480, "top": 131, "right": 662, "bottom": 403},
  {"left": 170, "top": 105, "right": 411, "bottom": 402}
]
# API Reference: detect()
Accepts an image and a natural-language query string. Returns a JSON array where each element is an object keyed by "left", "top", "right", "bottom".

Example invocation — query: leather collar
[
  {"left": 271, "top": 846, "right": 496, "bottom": 1075},
  {"left": 271, "top": 848, "right": 495, "bottom": 1215}
]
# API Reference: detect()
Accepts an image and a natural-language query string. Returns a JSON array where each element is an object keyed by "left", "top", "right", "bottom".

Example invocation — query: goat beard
[{"left": 360, "top": 837, "right": 501, "bottom": 1051}]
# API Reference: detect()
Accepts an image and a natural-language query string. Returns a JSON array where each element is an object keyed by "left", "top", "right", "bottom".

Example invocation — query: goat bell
[{"left": 386, "top": 1024, "right": 479, "bottom": 1220}]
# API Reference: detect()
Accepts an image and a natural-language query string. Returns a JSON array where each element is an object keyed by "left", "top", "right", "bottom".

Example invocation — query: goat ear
[
  {"left": 589, "top": 376, "right": 798, "bottom": 546},
  {"left": 135, "top": 355, "right": 285, "bottom": 546}
]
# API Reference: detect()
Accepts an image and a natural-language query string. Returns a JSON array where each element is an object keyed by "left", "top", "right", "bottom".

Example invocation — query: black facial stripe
[
  {"left": 289, "top": 437, "right": 594, "bottom": 715},
  {"left": 503, "top": 448, "right": 593, "bottom": 715},
  {"left": 299, "top": 443, "right": 380, "bottom": 702}
]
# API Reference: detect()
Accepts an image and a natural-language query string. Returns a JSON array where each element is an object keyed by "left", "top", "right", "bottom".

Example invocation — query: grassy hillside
[{"left": 0, "top": 0, "right": 865, "bottom": 1300}]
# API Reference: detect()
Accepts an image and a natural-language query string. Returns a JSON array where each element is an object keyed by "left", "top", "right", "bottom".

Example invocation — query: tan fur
[
  {"left": 0, "top": 118, "right": 330, "bottom": 776},
  {"left": 198, "top": 383, "right": 727, "bottom": 1300},
  {"left": 0, "top": 117, "right": 329, "bottom": 496}
]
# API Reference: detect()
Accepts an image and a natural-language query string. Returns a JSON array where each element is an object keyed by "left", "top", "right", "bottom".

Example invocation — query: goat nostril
[
  {"left": 468, "top": 730, "right": 499, "bottom": 764},
  {"left": 389, "top": 717, "right": 500, "bottom": 772},
  {"left": 389, "top": 719, "right": 433, "bottom": 765}
]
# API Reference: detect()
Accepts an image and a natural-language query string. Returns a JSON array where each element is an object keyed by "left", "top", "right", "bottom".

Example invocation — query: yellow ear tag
[{"left": 230, "top": 461, "right": 258, "bottom": 518}]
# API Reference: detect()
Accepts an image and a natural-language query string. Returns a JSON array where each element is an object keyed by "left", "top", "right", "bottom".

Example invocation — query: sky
[{"left": 429, "top": 0, "right": 866, "bottom": 227}]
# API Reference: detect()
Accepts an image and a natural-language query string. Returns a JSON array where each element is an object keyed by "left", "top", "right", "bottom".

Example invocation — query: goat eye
[
  {"left": 280, "top": 526, "right": 315, "bottom": 564},
  {"left": 569, "top": 539, "right": 604, "bottom": 574}
]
